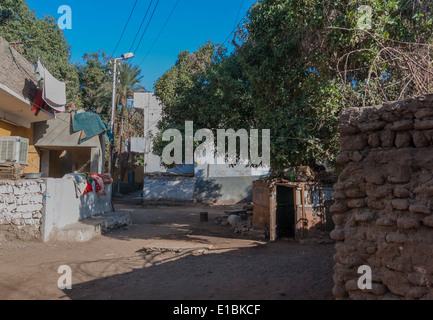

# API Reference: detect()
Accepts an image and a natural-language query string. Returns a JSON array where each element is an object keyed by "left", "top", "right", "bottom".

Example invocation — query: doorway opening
[{"left": 276, "top": 185, "right": 296, "bottom": 239}]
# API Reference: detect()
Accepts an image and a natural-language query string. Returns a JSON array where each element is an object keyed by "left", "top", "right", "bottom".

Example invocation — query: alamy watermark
[
  {"left": 57, "top": 265, "right": 72, "bottom": 290},
  {"left": 358, "top": 265, "right": 372, "bottom": 290},
  {"left": 58, "top": 5, "right": 72, "bottom": 30},
  {"left": 161, "top": 122, "right": 270, "bottom": 167},
  {"left": 357, "top": 5, "right": 372, "bottom": 30}
]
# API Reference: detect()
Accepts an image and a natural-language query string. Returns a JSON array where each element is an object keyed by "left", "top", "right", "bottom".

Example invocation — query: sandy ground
[{"left": 0, "top": 195, "right": 335, "bottom": 300}]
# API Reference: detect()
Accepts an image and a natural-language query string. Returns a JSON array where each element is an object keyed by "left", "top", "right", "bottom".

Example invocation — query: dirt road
[{"left": 0, "top": 195, "right": 335, "bottom": 300}]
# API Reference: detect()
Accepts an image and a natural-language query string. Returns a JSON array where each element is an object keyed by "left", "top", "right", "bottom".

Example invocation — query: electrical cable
[
  {"left": 223, "top": 0, "right": 246, "bottom": 46},
  {"left": 133, "top": 0, "right": 160, "bottom": 55},
  {"left": 129, "top": 0, "right": 154, "bottom": 53},
  {"left": 112, "top": 0, "right": 139, "bottom": 57},
  {"left": 138, "top": 0, "right": 180, "bottom": 67}
]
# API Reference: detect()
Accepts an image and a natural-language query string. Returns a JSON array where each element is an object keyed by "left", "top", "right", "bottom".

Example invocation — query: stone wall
[
  {"left": 0, "top": 180, "right": 45, "bottom": 241},
  {"left": 0, "top": 178, "right": 113, "bottom": 242},
  {"left": 331, "top": 94, "right": 433, "bottom": 300}
]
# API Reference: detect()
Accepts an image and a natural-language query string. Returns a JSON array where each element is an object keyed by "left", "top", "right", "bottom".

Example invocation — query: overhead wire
[
  {"left": 222, "top": 0, "right": 246, "bottom": 46},
  {"left": 112, "top": 0, "right": 139, "bottom": 57},
  {"left": 133, "top": 0, "right": 161, "bottom": 55},
  {"left": 138, "top": 0, "right": 180, "bottom": 67},
  {"left": 129, "top": 0, "right": 155, "bottom": 53}
]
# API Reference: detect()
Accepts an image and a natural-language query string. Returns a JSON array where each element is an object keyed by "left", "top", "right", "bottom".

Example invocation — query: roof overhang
[{"left": 0, "top": 83, "right": 54, "bottom": 128}]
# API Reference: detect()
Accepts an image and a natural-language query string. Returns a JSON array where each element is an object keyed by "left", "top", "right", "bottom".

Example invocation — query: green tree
[
  {"left": 237, "top": 0, "right": 433, "bottom": 170},
  {"left": 0, "top": 0, "right": 80, "bottom": 106},
  {"left": 153, "top": 42, "right": 253, "bottom": 162},
  {"left": 153, "top": 0, "right": 433, "bottom": 174},
  {"left": 76, "top": 51, "right": 112, "bottom": 120}
]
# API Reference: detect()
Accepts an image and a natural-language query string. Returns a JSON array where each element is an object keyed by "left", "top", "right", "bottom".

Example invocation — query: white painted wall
[{"left": 42, "top": 178, "right": 112, "bottom": 242}]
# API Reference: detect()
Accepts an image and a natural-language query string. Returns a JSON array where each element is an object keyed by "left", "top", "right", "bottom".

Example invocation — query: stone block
[
  {"left": 358, "top": 121, "right": 386, "bottom": 133},
  {"left": 414, "top": 119, "right": 433, "bottom": 130},
  {"left": 385, "top": 232, "right": 407, "bottom": 244},
  {"left": 336, "top": 152, "right": 350, "bottom": 165},
  {"left": 380, "top": 130, "right": 396, "bottom": 148},
  {"left": 332, "top": 213, "right": 347, "bottom": 225},
  {"left": 340, "top": 134, "right": 367, "bottom": 151},
  {"left": 368, "top": 133, "right": 381, "bottom": 148},
  {"left": 412, "top": 131, "right": 430, "bottom": 148},
  {"left": 332, "top": 285, "right": 348, "bottom": 299},
  {"left": 354, "top": 210, "right": 375, "bottom": 222},
  {"left": 330, "top": 203, "right": 348, "bottom": 214},
  {"left": 347, "top": 198, "right": 366, "bottom": 208},
  {"left": 366, "top": 198, "right": 387, "bottom": 210},
  {"left": 351, "top": 151, "right": 363, "bottom": 163},
  {"left": 414, "top": 108, "right": 433, "bottom": 119},
  {"left": 391, "top": 199, "right": 409, "bottom": 211},
  {"left": 409, "top": 204, "right": 431, "bottom": 215},
  {"left": 338, "top": 125, "right": 359, "bottom": 135},
  {"left": 387, "top": 167, "right": 412, "bottom": 184},
  {"left": 332, "top": 191, "right": 347, "bottom": 200},
  {"left": 406, "top": 286, "right": 429, "bottom": 299},
  {"left": 390, "top": 119, "right": 414, "bottom": 131},
  {"left": 397, "top": 216, "right": 420, "bottom": 230},
  {"left": 395, "top": 131, "right": 412, "bottom": 148},
  {"left": 407, "top": 272, "right": 433, "bottom": 287},
  {"left": 376, "top": 217, "right": 396, "bottom": 227},
  {"left": 338, "top": 252, "right": 363, "bottom": 267},
  {"left": 344, "top": 279, "right": 359, "bottom": 292},
  {"left": 21, "top": 213, "right": 32, "bottom": 219},
  {"left": 422, "top": 215, "right": 433, "bottom": 227},
  {"left": 345, "top": 189, "right": 366, "bottom": 198},
  {"left": 330, "top": 228, "right": 345, "bottom": 241},
  {"left": 370, "top": 282, "right": 388, "bottom": 295},
  {"left": 393, "top": 187, "right": 410, "bottom": 198}
]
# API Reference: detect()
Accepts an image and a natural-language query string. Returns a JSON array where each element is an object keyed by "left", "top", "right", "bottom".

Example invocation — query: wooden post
[{"left": 301, "top": 185, "right": 306, "bottom": 239}]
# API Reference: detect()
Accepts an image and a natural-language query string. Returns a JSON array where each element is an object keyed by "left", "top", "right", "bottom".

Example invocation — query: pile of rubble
[{"left": 215, "top": 205, "right": 268, "bottom": 240}]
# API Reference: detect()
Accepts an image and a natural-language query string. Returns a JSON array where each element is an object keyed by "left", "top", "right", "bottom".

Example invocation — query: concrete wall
[
  {"left": 195, "top": 176, "right": 257, "bottom": 204},
  {"left": 0, "top": 178, "right": 112, "bottom": 242},
  {"left": 332, "top": 94, "right": 433, "bottom": 300},
  {"left": 42, "top": 178, "right": 112, "bottom": 242},
  {"left": 142, "top": 175, "right": 195, "bottom": 202},
  {"left": 134, "top": 93, "right": 168, "bottom": 174}
]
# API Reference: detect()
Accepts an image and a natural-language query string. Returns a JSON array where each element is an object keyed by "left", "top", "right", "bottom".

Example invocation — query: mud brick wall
[
  {"left": 331, "top": 94, "right": 433, "bottom": 300},
  {"left": 0, "top": 36, "right": 38, "bottom": 102},
  {"left": 0, "top": 180, "right": 45, "bottom": 241}
]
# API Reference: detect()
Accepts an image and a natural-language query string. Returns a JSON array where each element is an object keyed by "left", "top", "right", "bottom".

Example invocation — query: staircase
[{"left": 52, "top": 211, "right": 132, "bottom": 242}]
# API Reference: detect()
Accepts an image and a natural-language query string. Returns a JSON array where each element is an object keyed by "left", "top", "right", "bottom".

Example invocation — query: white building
[{"left": 133, "top": 92, "right": 270, "bottom": 204}]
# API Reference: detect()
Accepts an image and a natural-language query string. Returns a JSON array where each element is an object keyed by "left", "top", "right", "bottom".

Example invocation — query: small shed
[{"left": 252, "top": 179, "right": 334, "bottom": 241}]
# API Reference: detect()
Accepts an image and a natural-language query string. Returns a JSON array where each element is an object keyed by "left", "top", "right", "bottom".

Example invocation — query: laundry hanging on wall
[
  {"left": 33, "top": 59, "right": 66, "bottom": 114},
  {"left": 72, "top": 111, "right": 108, "bottom": 144}
]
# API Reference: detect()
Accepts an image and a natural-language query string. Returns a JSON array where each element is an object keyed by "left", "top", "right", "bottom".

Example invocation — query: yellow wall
[{"left": 0, "top": 120, "right": 40, "bottom": 173}]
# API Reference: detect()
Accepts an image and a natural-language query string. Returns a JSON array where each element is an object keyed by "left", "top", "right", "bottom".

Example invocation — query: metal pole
[
  {"left": 118, "top": 135, "right": 122, "bottom": 193},
  {"left": 110, "top": 59, "right": 118, "bottom": 135},
  {"left": 108, "top": 59, "right": 118, "bottom": 177}
]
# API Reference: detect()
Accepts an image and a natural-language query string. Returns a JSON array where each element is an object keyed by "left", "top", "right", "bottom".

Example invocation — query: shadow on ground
[{"left": 61, "top": 241, "right": 335, "bottom": 300}]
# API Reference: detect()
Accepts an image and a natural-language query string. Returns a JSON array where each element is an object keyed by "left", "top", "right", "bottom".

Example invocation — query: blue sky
[{"left": 25, "top": 0, "right": 256, "bottom": 91}]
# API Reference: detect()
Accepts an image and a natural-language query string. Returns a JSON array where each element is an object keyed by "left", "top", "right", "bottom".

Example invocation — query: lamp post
[{"left": 108, "top": 53, "right": 134, "bottom": 187}]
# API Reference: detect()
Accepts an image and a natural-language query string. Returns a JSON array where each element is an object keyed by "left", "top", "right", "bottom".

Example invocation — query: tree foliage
[
  {"left": 76, "top": 51, "right": 112, "bottom": 119},
  {"left": 153, "top": 0, "right": 433, "bottom": 172},
  {"left": 0, "top": 0, "right": 80, "bottom": 106}
]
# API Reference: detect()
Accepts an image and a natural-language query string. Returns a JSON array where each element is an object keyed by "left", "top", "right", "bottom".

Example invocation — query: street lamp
[{"left": 108, "top": 52, "right": 134, "bottom": 181}]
